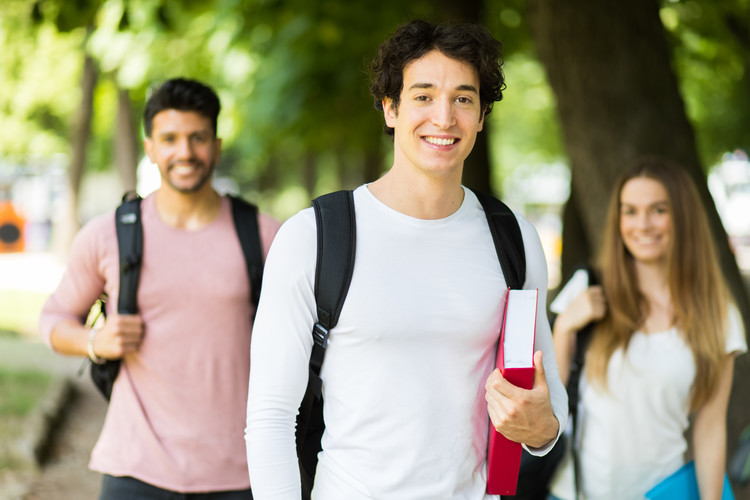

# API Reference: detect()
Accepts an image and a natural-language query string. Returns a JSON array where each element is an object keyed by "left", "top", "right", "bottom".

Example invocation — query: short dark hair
[
  {"left": 143, "top": 78, "right": 221, "bottom": 137},
  {"left": 369, "top": 20, "right": 505, "bottom": 137}
]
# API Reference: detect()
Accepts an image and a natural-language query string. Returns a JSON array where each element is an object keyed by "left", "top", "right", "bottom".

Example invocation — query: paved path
[
  {"left": 23, "top": 377, "right": 105, "bottom": 500},
  {"left": 0, "top": 337, "right": 106, "bottom": 500}
]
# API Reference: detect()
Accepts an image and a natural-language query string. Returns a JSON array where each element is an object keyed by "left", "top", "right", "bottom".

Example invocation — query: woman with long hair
[{"left": 548, "top": 156, "right": 746, "bottom": 499}]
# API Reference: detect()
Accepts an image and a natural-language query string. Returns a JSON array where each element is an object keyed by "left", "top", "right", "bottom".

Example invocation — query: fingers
[
  {"left": 486, "top": 353, "right": 547, "bottom": 401},
  {"left": 486, "top": 351, "right": 556, "bottom": 445},
  {"left": 97, "top": 314, "right": 145, "bottom": 358},
  {"left": 532, "top": 350, "right": 547, "bottom": 390},
  {"left": 485, "top": 369, "right": 522, "bottom": 400},
  {"left": 586, "top": 286, "right": 607, "bottom": 320}
]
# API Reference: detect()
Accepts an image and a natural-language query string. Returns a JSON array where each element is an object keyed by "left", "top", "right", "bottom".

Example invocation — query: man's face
[
  {"left": 383, "top": 50, "right": 484, "bottom": 180},
  {"left": 143, "top": 110, "right": 221, "bottom": 194}
]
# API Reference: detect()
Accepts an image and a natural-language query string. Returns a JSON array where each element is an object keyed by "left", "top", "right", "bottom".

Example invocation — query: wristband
[{"left": 87, "top": 328, "right": 106, "bottom": 364}]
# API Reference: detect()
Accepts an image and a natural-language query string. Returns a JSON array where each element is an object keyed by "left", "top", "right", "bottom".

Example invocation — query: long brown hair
[{"left": 586, "top": 156, "right": 730, "bottom": 411}]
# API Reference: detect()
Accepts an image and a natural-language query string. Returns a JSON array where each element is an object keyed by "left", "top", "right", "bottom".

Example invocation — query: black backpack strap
[
  {"left": 91, "top": 192, "right": 142, "bottom": 401},
  {"left": 229, "top": 195, "right": 264, "bottom": 309},
  {"left": 115, "top": 192, "right": 143, "bottom": 314},
  {"left": 470, "top": 188, "right": 526, "bottom": 290},
  {"left": 296, "top": 190, "right": 356, "bottom": 487},
  {"left": 564, "top": 263, "right": 598, "bottom": 498},
  {"left": 566, "top": 264, "right": 597, "bottom": 415},
  {"left": 309, "top": 190, "right": 357, "bottom": 397}
]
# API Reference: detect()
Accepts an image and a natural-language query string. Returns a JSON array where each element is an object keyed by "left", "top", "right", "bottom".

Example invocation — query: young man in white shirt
[{"left": 245, "top": 20, "right": 567, "bottom": 499}]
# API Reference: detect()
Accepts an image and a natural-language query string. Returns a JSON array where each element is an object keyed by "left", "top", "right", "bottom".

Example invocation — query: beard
[{"left": 165, "top": 159, "right": 216, "bottom": 194}]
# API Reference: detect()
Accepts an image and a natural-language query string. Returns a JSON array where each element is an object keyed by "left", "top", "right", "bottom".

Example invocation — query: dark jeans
[{"left": 99, "top": 475, "right": 253, "bottom": 500}]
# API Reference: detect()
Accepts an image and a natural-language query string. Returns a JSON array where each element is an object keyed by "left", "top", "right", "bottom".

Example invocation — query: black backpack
[
  {"left": 295, "top": 188, "right": 527, "bottom": 497},
  {"left": 89, "top": 192, "right": 265, "bottom": 400}
]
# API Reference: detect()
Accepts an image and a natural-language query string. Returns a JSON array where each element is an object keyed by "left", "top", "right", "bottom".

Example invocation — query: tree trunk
[
  {"left": 463, "top": 125, "right": 493, "bottom": 193},
  {"left": 362, "top": 149, "right": 383, "bottom": 185},
  {"left": 527, "top": 0, "right": 750, "bottom": 492},
  {"left": 114, "top": 86, "right": 138, "bottom": 194},
  {"left": 436, "top": 0, "right": 493, "bottom": 194},
  {"left": 54, "top": 47, "right": 98, "bottom": 258}
]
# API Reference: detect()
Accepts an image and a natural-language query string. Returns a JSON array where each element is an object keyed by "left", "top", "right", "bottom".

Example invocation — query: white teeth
[
  {"left": 425, "top": 136, "right": 456, "bottom": 146},
  {"left": 173, "top": 166, "right": 195, "bottom": 174}
]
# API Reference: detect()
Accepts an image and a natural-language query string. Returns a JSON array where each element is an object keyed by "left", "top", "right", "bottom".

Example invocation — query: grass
[
  {"left": 0, "top": 289, "right": 49, "bottom": 337},
  {"left": 0, "top": 369, "right": 53, "bottom": 416},
  {"left": 0, "top": 368, "right": 55, "bottom": 470}
]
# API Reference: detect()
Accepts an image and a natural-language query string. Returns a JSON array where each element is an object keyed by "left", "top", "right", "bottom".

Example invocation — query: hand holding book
[
  {"left": 485, "top": 289, "right": 560, "bottom": 495},
  {"left": 485, "top": 350, "right": 558, "bottom": 447}
]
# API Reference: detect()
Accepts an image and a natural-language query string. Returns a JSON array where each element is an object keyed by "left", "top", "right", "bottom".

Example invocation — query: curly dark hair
[
  {"left": 369, "top": 20, "right": 505, "bottom": 137},
  {"left": 143, "top": 78, "right": 221, "bottom": 137}
]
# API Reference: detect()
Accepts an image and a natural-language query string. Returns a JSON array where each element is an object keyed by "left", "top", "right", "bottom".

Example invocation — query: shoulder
[
  {"left": 258, "top": 212, "right": 282, "bottom": 232},
  {"left": 71, "top": 210, "right": 117, "bottom": 255},
  {"left": 725, "top": 303, "right": 748, "bottom": 355},
  {"left": 257, "top": 211, "right": 283, "bottom": 247},
  {"left": 266, "top": 207, "right": 316, "bottom": 256},
  {"left": 512, "top": 211, "right": 542, "bottom": 242}
]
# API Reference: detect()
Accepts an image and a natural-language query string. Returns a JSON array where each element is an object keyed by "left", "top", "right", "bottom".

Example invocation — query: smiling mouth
[
  {"left": 423, "top": 136, "right": 457, "bottom": 146},
  {"left": 633, "top": 236, "right": 661, "bottom": 244},
  {"left": 169, "top": 160, "right": 204, "bottom": 173}
]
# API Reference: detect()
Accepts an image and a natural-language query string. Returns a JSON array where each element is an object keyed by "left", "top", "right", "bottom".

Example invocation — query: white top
[
  {"left": 549, "top": 277, "right": 747, "bottom": 500},
  {"left": 245, "top": 185, "right": 568, "bottom": 499}
]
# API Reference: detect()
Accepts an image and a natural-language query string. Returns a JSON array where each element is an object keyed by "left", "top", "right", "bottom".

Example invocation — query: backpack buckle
[{"left": 312, "top": 323, "right": 330, "bottom": 349}]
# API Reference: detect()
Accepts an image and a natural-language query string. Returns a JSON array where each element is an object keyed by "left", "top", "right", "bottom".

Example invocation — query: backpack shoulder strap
[
  {"left": 229, "top": 195, "right": 264, "bottom": 309},
  {"left": 470, "top": 188, "right": 526, "bottom": 290},
  {"left": 566, "top": 264, "right": 598, "bottom": 412},
  {"left": 296, "top": 190, "right": 356, "bottom": 483},
  {"left": 308, "top": 189, "right": 356, "bottom": 397},
  {"left": 561, "top": 263, "right": 598, "bottom": 496},
  {"left": 115, "top": 192, "right": 143, "bottom": 314}
]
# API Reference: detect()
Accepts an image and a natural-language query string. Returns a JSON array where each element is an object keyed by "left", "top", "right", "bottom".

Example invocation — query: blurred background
[{"left": 1, "top": 0, "right": 750, "bottom": 495}]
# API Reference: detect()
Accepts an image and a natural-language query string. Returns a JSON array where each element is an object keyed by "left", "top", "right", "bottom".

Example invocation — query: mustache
[{"left": 167, "top": 158, "right": 206, "bottom": 169}]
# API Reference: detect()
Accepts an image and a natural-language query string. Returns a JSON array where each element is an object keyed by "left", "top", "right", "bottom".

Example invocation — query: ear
[
  {"left": 143, "top": 137, "right": 155, "bottom": 163},
  {"left": 477, "top": 108, "right": 486, "bottom": 132},
  {"left": 383, "top": 98, "right": 398, "bottom": 128}
]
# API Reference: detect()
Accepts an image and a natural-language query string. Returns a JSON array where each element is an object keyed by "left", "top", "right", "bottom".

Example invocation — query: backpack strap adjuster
[{"left": 312, "top": 322, "right": 330, "bottom": 350}]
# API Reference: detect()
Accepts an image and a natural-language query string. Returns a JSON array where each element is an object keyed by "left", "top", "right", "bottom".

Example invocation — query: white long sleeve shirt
[{"left": 246, "top": 186, "right": 567, "bottom": 499}]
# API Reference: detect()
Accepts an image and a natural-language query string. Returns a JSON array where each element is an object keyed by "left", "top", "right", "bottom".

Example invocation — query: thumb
[{"left": 533, "top": 350, "right": 548, "bottom": 390}]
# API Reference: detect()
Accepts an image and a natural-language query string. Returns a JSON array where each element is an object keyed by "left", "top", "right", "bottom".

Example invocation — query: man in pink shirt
[{"left": 39, "top": 78, "right": 280, "bottom": 499}]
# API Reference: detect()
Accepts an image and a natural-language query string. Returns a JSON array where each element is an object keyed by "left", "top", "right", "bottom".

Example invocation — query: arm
[
  {"left": 484, "top": 216, "right": 568, "bottom": 453},
  {"left": 50, "top": 314, "right": 144, "bottom": 360},
  {"left": 693, "top": 354, "right": 735, "bottom": 500},
  {"left": 245, "top": 212, "right": 318, "bottom": 499},
  {"left": 552, "top": 286, "right": 606, "bottom": 385},
  {"left": 39, "top": 213, "right": 144, "bottom": 360}
]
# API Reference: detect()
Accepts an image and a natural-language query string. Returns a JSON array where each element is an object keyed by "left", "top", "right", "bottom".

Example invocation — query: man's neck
[
  {"left": 367, "top": 167, "right": 465, "bottom": 220},
  {"left": 154, "top": 186, "right": 222, "bottom": 230}
]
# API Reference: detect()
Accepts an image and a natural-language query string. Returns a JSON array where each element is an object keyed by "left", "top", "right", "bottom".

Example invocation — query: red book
[{"left": 487, "top": 288, "right": 538, "bottom": 495}]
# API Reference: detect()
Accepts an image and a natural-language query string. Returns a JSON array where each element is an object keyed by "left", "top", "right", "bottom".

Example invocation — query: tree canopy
[{"left": 2, "top": 1, "right": 747, "bottom": 211}]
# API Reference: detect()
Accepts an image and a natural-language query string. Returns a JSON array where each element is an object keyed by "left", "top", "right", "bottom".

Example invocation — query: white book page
[{"left": 503, "top": 289, "right": 538, "bottom": 368}]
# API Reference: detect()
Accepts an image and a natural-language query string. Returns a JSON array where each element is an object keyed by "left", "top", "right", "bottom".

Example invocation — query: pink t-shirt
[{"left": 39, "top": 194, "right": 281, "bottom": 492}]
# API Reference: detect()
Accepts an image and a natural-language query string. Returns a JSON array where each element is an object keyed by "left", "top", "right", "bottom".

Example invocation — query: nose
[
  {"left": 635, "top": 212, "right": 652, "bottom": 230},
  {"left": 431, "top": 98, "right": 456, "bottom": 130},
  {"left": 176, "top": 137, "right": 193, "bottom": 159}
]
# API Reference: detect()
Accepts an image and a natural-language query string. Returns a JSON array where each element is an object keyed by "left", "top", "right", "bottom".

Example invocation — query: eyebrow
[
  {"left": 156, "top": 129, "right": 211, "bottom": 138},
  {"left": 620, "top": 200, "right": 670, "bottom": 208},
  {"left": 408, "top": 83, "right": 479, "bottom": 94}
]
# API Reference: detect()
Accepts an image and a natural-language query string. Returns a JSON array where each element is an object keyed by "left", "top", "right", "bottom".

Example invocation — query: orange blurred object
[{"left": 0, "top": 201, "right": 25, "bottom": 252}]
